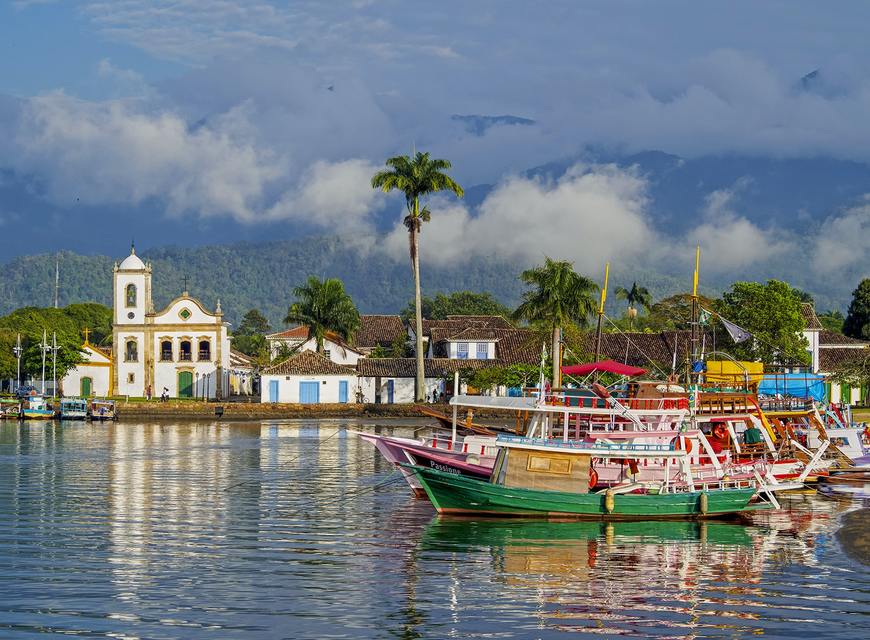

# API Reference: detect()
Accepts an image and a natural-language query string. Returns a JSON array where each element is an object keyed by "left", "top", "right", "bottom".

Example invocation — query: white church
[{"left": 64, "top": 246, "right": 233, "bottom": 399}]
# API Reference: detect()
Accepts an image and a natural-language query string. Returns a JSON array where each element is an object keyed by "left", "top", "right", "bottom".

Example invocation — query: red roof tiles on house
[
  {"left": 262, "top": 350, "right": 356, "bottom": 376},
  {"left": 354, "top": 315, "right": 405, "bottom": 348}
]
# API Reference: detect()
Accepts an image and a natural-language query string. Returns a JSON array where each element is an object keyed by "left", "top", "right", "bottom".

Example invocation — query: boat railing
[
  {"left": 532, "top": 392, "right": 689, "bottom": 412},
  {"left": 497, "top": 434, "right": 679, "bottom": 453}
]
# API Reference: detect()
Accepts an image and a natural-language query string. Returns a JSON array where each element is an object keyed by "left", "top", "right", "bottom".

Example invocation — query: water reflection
[{"left": 0, "top": 420, "right": 865, "bottom": 640}]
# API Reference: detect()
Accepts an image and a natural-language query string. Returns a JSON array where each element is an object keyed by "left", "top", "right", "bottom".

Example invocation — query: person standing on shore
[{"left": 146, "top": 385, "right": 152, "bottom": 401}]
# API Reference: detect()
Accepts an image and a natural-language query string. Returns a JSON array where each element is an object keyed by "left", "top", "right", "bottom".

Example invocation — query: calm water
[{"left": 0, "top": 420, "right": 868, "bottom": 639}]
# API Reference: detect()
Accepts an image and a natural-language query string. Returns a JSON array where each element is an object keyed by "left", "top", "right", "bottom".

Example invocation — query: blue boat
[
  {"left": 21, "top": 395, "right": 55, "bottom": 420},
  {"left": 59, "top": 397, "right": 88, "bottom": 420}
]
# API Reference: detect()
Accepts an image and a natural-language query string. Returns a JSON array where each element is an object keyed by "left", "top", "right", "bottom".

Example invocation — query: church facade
[{"left": 112, "top": 247, "right": 231, "bottom": 399}]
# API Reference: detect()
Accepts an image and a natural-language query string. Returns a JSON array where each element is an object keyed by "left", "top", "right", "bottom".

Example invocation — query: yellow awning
[{"left": 705, "top": 360, "right": 764, "bottom": 386}]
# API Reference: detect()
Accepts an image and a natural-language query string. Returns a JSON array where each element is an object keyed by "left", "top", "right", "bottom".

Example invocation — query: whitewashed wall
[
  {"left": 62, "top": 364, "right": 111, "bottom": 397},
  {"left": 358, "top": 376, "right": 445, "bottom": 404},
  {"left": 260, "top": 374, "right": 356, "bottom": 403}
]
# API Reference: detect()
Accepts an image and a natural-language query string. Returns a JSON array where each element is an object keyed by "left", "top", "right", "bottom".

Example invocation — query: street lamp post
[
  {"left": 52, "top": 332, "right": 58, "bottom": 399},
  {"left": 12, "top": 333, "right": 22, "bottom": 393},
  {"left": 40, "top": 329, "right": 51, "bottom": 395}
]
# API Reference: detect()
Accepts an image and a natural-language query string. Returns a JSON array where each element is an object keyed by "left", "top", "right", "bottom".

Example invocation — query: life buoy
[
  {"left": 712, "top": 423, "right": 727, "bottom": 441},
  {"left": 591, "top": 383, "right": 611, "bottom": 399},
  {"left": 672, "top": 435, "right": 694, "bottom": 454},
  {"left": 589, "top": 467, "right": 599, "bottom": 489}
]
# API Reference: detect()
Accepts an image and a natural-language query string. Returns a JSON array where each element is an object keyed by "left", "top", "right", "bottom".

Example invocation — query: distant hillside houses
[{"left": 260, "top": 315, "right": 541, "bottom": 404}]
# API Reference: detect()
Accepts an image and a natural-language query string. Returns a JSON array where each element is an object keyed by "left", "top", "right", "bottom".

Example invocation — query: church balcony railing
[
  {"left": 198, "top": 351, "right": 211, "bottom": 361},
  {"left": 160, "top": 352, "right": 173, "bottom": 361},
  {"left": 179, "top": 353, "right": 192, "bottom": 362}
]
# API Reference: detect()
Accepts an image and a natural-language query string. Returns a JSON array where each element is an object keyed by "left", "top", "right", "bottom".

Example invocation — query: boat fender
[
  {"left": 672, "top": 435, "right": 694, "bottom": 454},
  {"left": 712, "top": 423, "right": 728, "bottom": 441},
  {"left": 699, "top": 492, "right": 708, "bottom": 515},
  {"left": 591, "top": 383, "right": 611, "bottom": 399},
  {"left": 589, "top": 468, "right": 599, "bottom": 489},
  {"left": 466, "top": 454, "right": 480, "bottom": 465},
  {"left": 604, "top": 489, "right": 615, "bottom": 514}
]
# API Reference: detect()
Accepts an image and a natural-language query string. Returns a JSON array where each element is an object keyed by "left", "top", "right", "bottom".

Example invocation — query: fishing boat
[
  {"left": 89, "top": 399, "right": 116, "bottom": 421},
  {"left": 59, "top": 397, "right": 88, "bottom": 420},
  {"left": 20, "top": 395, "right": 55, "bottom": 420},
  {"left": 0, "top": 398, "right": 20, "bottom": 419},
  {"left": 406, "top": 431, "right": 787, "bottom": 519}
]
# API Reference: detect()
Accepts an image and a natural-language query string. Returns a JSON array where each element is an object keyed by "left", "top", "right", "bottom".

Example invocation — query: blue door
[
  {"left": 387, "top": 379, "right": 394, "bottom": 404},
  {"left": 269, "top": 380, "right": 279, "bottom": 403},
  {"left": 299, "top": 381, "right": 320, "bottom": 404},
  {"left": 338, "top": 380, "right": 348, "bottom": 403}
]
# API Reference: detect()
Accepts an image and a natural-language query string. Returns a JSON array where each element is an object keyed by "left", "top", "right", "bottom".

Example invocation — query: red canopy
[{"left": 561, "top": 359, "right": 647, "bottom": 378}]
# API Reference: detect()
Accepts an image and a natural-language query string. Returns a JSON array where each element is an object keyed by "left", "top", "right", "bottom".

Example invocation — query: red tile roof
[
  {"left": 800, "top": 303, "right": 823, "bottom": 331},
  {"left": 354, "top": 315, "right": 405, "bottom": 348},
  {"left": 819, "top": 347, "right": 870, "bottom": 372},
  {"left": 267, "top": 325, "right": 309, "bottom": 340},
  {"left": 263, "top": 350, "right": 356, "bottom": 376},
  {"left": 819, "top": 330, "right": 868, "bottom": 346},
  {"left": 356, "top": 358, "right": 497, "bottom": 378}
]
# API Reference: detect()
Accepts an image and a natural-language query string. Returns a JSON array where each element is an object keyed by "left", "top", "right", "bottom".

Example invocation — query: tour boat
[
  {"left": 0, "top": 398, "right": 20, "bottom": 419},
  {"left": 89, "top": 399, "right": 116, "bottom": 421},
  {"left": 406, "top": 433, "right": 788, "bottom": 519},
  {"left": 59, "top": 397, "right": 89, "bottom": 420}
]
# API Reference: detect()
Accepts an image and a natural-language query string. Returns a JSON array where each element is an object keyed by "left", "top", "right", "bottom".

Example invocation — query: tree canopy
[
  {"left": 844, "top": 279, "right": 870, "bottom": 340},
  {"left": 284, "top": 277, "right": 360, "bottom": 353},
  {"left": 818, "top": 309, "right": 845, "bottom": 334},
  {"left": 717, "top": 280, "right": 809, "bottom": 365},
  {"left": 400, "top": 291, "right": 512, "bottom": 323},
  {"left": 512, "top": 258, "right": 598, "bottom": 331}
]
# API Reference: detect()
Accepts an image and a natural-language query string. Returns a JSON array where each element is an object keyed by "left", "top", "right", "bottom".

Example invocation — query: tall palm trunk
[
  {"left": 552, "top": 325, "right": 561, "bottom": 389},
  {"left": 409, "top": 220, "right": 425, "bottom": 402}
]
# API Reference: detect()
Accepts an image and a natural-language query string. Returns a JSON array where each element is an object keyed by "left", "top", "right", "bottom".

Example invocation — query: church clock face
[{"left": 127, "top": 312, "right": 135, "bottom": 319}]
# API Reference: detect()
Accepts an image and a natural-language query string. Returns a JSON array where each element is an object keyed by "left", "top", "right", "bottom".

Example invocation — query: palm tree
[
  {"left": 284, "top": 276, "right": 360, "bottom": 354},
  {"left": 512, "top": 258, "right": 598, "bottom": 387},
  {"left": 615, "top": 282, "right": 652, "bottom": 330},
  {"left": 372, "top": 152, "right": 464, "bottom": 401}
]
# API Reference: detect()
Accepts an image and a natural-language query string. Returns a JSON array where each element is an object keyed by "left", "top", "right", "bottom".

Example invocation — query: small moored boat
[
  {"left": 59, "top": 397, "right": 88, "bottom": 420},
  {"left": 20, "top": 395, "right": 54, "bottom": 420},
  {"left": 89, "top": 399, "right": 116, "bottom": 421}
]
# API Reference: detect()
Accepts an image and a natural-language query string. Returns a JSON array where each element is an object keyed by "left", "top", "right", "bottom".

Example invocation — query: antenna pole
[{"left": 54, "top": 257, "right": 59, "bottom": 309}]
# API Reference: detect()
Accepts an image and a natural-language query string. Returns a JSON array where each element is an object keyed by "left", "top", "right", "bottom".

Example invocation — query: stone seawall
[{"left": 115, "top": 402, "right": 459, "bottom": 421}]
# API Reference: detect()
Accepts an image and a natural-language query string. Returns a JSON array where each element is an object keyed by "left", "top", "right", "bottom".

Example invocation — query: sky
[{"left": 1, "top": 1, "right": 869, "bottom": 290}]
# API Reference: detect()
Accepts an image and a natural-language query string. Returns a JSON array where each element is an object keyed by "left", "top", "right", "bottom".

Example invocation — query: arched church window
[
  {"left": 180, "top": 340, "right": 192, "bottom": 362},
  {"left": 160, "top": 340, "right": 173, "bottom": 361},
  {"left": 125, "top": 284, "right": 137, "bottom": 308},
  {"left": 125, "top": 339, "right": 138, "bottom": 362},
  {"left": 198, "top": 339, "right": 211, "bottom": 362}
]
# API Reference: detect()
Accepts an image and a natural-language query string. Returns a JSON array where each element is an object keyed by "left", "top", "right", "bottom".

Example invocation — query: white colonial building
[
  {"left": 61, "top": 340, "right": 113, "bottom": 397},
  {"left": 112, "top": 247, "right": 232, "bottom": 399}
]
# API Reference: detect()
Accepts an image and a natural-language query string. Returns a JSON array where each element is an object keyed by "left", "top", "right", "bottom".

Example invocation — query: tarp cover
[
  {"left": 561, "top": 360, "right": 647, "bottom": 377},
  {"left": 705, "top": 360, "right": 764, "bottom": 386},
  {"left": 758, "top": 374, "right": 826, "bottom": 401}
]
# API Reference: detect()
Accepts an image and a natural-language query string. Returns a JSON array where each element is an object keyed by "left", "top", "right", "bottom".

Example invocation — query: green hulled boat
[{"left": 407, "top": 465, "right": 765, "bottom": 520}]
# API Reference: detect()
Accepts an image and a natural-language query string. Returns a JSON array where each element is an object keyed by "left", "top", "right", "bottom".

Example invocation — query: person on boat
[{"left": 743, "top": 423, "right": 764, "bottom": 445}]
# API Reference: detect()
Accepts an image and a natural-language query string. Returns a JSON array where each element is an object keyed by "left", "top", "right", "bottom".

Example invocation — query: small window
[
  {"left": 476, "top": 342, "right": 488, "bottom": 359},
  {"left": 179, "top": 340, "right": 192, "bottom": 362},
  {"left": 198, "top": 339, "right": 211, "bottom": 361},
  {"left": 160, "top": 340, "right": 173, "bottom": 361},
  {"left": 125, "top": 339, "right": 138, "bottom": 362},
  {"left": 127, "top": 373, "right": 135, "bottom": 384},
  {"left": 125, "top": 283, "right": 137, "bottom": 308},
  {"left": 457, "top": 342, "right": 469, "bottom": 359}
]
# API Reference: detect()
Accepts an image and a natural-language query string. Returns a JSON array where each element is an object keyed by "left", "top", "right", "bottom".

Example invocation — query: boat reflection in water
[{"left": 416, "top": 499, "right": 844, "bottom": 637}]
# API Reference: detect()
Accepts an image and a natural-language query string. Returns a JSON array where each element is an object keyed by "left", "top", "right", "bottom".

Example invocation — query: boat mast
[
  {"left": 593, "top": 262, "right": 609, "bottom": 366},
  {"left": 690, "top": 246, "right": 700, "bottom": 383}
]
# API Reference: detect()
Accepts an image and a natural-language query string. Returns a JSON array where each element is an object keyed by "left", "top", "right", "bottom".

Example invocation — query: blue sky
[{"left": 1, "top": 1, "right": 869, "bottom": 288}]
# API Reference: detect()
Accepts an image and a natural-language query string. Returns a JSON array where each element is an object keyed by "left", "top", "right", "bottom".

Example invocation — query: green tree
[
  {"left": 614, "top": 282, "right": 652, "bottom": 330},
  {"left": 512, "top": 257, "right": 598, "bottom": 385},
  {"left": 717, "top": 280, "right": 809, "bottom": 365},
  {"left": 236, "top": 308, "right": 272, "bottom": 336},
  {"left": 628, "top": 293, "right": 715, "bottom": 332},
  {"left": 372, "top": 151, "right": 464, "bottom": 401},
  {"left": 844, "top": 279, "right": 870, "bottom": 340},
  {"left": 284, "top": 276, "right": 360, "bottom": 353},
  {"left": 369, "top": 334, "right": 409, "bottom": 358},
  {"left": 827, "top": 350, "right": 870, "bottom": 395},
  {"left": 818, "top": 309, "right": 845, "bottom": 334},
  {"left": 399, "top": 290, "right": 512, "bottom": 323}
]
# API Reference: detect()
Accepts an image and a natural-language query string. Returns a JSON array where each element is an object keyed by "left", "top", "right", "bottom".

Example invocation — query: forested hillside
[{"left": 0, "top": 236, "right": 694, "bottom": 329}]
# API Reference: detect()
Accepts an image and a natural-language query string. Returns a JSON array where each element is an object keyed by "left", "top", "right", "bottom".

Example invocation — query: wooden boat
[
  {"left": 407, "top": 433, "right": 787, "bottom": 519},
  {"left": 89, "top": 399, "right": 116, "bottom": 421},
  {"left": 59, "top": 397, "right": 88, "bottom": 420},
  {"left": 0, "top": 398, "right": 20, "bottom": 419},
  {"left": 20, "top": 395, "right": 54, "bottom": 419},
  {"left": 418, "top": 406, "right": 499, "bottom": 436}
]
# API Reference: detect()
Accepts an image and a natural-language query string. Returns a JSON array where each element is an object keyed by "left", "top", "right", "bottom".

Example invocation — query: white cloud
[
  {"left": 382, "top": 164, "right": 657, "bottom": 271},
  {"left": 813, "top": 201, "right": 870, "bottom": 274},
  {"left": 684, "top": 180, "right": 795, "bottom": 273},
  {"left": 266, "top": 158, "right": 384, "bottom": 229}
]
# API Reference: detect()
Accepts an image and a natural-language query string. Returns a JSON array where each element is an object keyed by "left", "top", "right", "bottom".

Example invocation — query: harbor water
[{"left": 0, "top": 420, "right": 868, "bottom": 639}]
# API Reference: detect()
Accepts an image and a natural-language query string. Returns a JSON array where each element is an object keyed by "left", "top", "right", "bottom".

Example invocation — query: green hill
[{"left": 0, "top": 236, "right": 712, "bottom": 329}]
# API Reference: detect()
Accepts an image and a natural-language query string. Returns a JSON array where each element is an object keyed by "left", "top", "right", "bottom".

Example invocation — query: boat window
[
  {"left": 125, "top": 283, "right": 137, "bottom": 308},
  {"left": 125, "top": 339, "right": 138, "bottom": 362},
  {"left": 180, "top": 340, "right": 192, "bottom": 361},
  {"left": 198, "top": 339, "right": 211, "bottom": 361},
  {"left": 160, "top": 340, "right": 173, "bottom": 361}
]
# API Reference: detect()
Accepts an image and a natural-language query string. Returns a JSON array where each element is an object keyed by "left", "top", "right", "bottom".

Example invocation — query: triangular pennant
[{"left": 720, "top": 316, "right": 752, "bottom": 343}]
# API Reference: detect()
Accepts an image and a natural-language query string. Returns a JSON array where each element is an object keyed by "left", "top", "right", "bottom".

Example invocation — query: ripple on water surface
[{"left": 0, "top": 420, "right": 868, "bottom": 639}]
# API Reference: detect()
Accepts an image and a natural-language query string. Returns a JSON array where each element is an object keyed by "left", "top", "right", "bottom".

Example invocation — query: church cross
[
  {"left": 183, "top": 275, "right": 189, "bottom": 293},
  {"left": 83, "top": 327, "right": 91, "bottom": 344}
]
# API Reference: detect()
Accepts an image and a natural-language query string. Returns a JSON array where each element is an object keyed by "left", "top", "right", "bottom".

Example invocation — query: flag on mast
[{"left": 720, "top": 317, "right": 752, "bottom": 343}]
